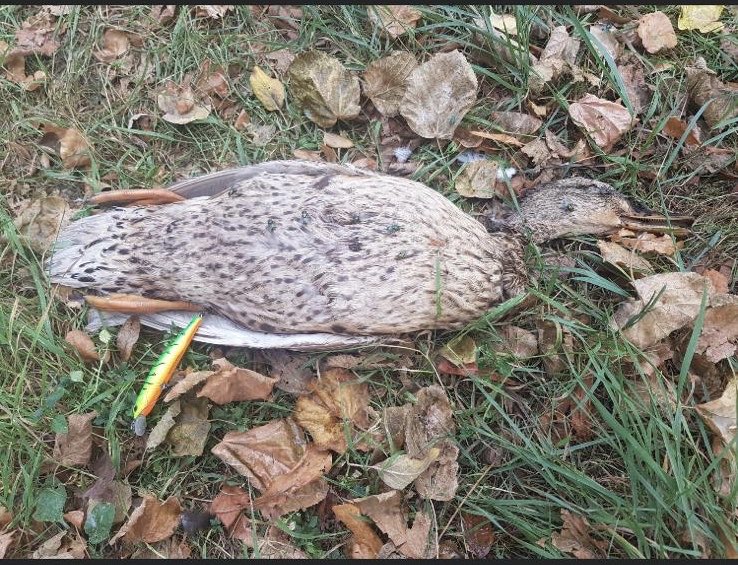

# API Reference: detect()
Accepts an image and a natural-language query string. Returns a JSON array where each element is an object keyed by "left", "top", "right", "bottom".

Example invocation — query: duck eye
[{"left": 560, "top": 197, "right": 575, "bottom": 212}]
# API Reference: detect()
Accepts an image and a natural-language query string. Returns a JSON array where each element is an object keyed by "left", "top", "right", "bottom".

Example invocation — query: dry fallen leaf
[
  {"left": 233, "top": 109, "right": 250, "bottom": 131},
  {"left": 619, "top": 63, "right": 651, "bottom": 115},
  {"left": 568, "top": 93, "right": 636, "bottom": 151},
  {"left": 52, "top": 411, "right": 96, "bottom": 467},
  {"left": 292, "top": 148, "right": 323, "bottom": 161},
  {"left": 494, "top": 325, "right": 540, "bottom": 359},
  {"left": 489, "top": 111, "right": 542, "bottom": 135},
  {"left": 211, "top": 418, "right": 329, "bottom": 518},
  {"left": 145, "top": 400, "right": 181, "bottom": 451},
  {"left": 703, "top": 269, "right": 730, "bottom": 294},
  {"left": 697, "top": 377, "right": 737, "bottom": 464},
  {"left": 151, "top": 5, "right": 177, "bottom": 25},
  {"left": 263, "top": 5, "right": 302, "bottom": 40},
  {"left": 14, "top": 195, "right": 73, "bottom": 252},
  {"left": 686, "top": 66, "right": 738, "bottom": 130},
  {"left": 288, "top": 50, "right": 360, "bottom": 128},
  {"left": 196, "top": 59, "right": 229, "bottom": 99},
  {"left": 400, "top": 50, "right": 478, "bottom": 140},
  {"left": 210, "top": 485, "right": 254, "bottom": 544},
  {"left": 157, "top": 82, "right": 211, "bottom": 124},
  {"left": 548, "top": 509, "right": 607, "bottom": 559},
  {"left": 0, "top": 531, "right": 14, "bottom": 559},
  {"left": 293, "top": 368, "right": 372, "bottom": 454},
  {"left": 0, "top": 43, "right": 46, "bottom": 90},
  {"left": 353, "top": 491, "right": 407, "bottom": 547},
  {"left": 368, "top": 5, "right": 422, "bottom": 39},
  {"left": 30, "top": 531, "right": 85, "bottom": 559},
  {"left": 678, "top": 5, "right": 724, "bottom": 33},
  {"left": 611, "top": 230, "right": 680, "bottom": 256},
  {"left": 93, "top": 29, "right": 130, "bottom": 63},
  {"left": 109, "top": 494, "right": 181, "bottom": 545},
  {"left": 131, "top": 537, "right": 192, "bottom": 559},
  {"left": 64, "top": 509, "right": 84, "bottom": 529},
  {"left": 440, "top": 334, "right": 476, "bottom": 366},
  {"left": 261, "top": 349, "right": 316, "bottom": 395},
  {"left": 332, "top": 502, "right": 383, "bottom": 559},
  {"left": 589, "top": 24, "right": 622, "bottom": 61},
  {"left": 399, "top": 512, "right": 435, "bottom": 559},
  {"left": 65, "top": 329, "right": 100, "bottom": 362},
  {"left": 250, "top": 65, "right": 285, "bottom": 112},
  {"left": 257, "top": 525, "right": 309, "bottom": 559},
  {"left": 376, "top": 447, "right": 441, "bottom": 490},
  {"left": 82, "top": 451, "right": 123, "bottom": 521},
  {"left": 85, "top": 479, "right": 132, "bottom": 526},
  {"left": 530, "top": 26, "right": 581, "bottom": 92},
  {"left": 13, "top": 13, "right": 61, "bottom": 57},
  {"left": 116, "top": 316, "right": 140, "bottom": 362},
  {"left": 39, "top": 124, "right": 92, "bottom": 169},
  {"left": 462, "top": 512, "right": 495, "bottom": 558},
  {"left": 637, "top": 12, "right": 678, "bottom": 54},
  {"left": 405, "top": 385, "right": 459, "bottom": 500},
  {"left": 163, "top": 370, "right": 212, "bottom": 402},
  {"left": 0, "top": 506, "right": 12, "bottom": 530},
  {"left": 374, "top": 389, "right": 459, "bottom": 496},
  {"left": 323, "top": 132, "right": 353, "bottom": 149},
  {"left": 661, "top": 116, "right": 701, "bottom": 146},
  {"left": 362, "top": 51, "right": 417, "bottom": 117},
  {"left": 455, "top": 160, "right": 503, "bottom": 199},
  {"left": 197, "top": 358, "right": 276, "bottom": 404},
  {"left": 489, "top": 10, "right": 517, "bottom": 35},
  {"left": 193, "top": 5, "right": 233, "bottom": 19},
  {"left": 612, "top": 272, "right": 713, "bottom": 349},
  {"left": 253, "top": 445, "right": 332, "bottom": 520},
  {"left": 695, "top": 294, "right": 738, "bottom": 362},
  {"left": 467, "top": 129, "right": 525, "bottom": 147},
  {"left": 597, "top": 240, "right": 654, "bottom": 273},
  {"left": 166, "top": 397, "right": 210, "bottom": 457},
  {"left": 263, "top": 48, "right": 296, "bottom": 75}
]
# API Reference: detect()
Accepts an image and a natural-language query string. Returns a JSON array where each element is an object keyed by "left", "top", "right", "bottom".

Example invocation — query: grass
[{"left": 1, "top": 3, "right": 738, "bottom": 559}]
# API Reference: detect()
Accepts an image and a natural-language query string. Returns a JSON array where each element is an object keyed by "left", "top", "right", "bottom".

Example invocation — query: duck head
[{"left": 501, "top": 177, "right": 692, "bottom": 243}]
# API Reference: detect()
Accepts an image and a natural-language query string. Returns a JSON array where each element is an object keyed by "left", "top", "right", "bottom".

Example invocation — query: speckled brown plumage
[{"left": 48, "top": 160, "right": 661, "bottom": 347}]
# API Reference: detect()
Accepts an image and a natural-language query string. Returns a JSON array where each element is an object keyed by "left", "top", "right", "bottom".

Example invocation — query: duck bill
[{"left": 620, "top": 213, "right": 693, "bottom": 236}]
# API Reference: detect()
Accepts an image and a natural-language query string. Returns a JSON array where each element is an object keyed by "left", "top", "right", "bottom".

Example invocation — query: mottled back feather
[{"left": 48, "top": 161, "right": 527, "bottom": 336}]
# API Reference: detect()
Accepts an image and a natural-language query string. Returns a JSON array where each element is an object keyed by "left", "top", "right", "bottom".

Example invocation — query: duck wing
[
  {"left": 167, "top": 160, "right": 375, "bottom": 199},
  {"left": 49, "top": 160, "right": 515, "bottom": 341},
  {"left": 86, "top": 310, "right": 380, "bottom": 351}
]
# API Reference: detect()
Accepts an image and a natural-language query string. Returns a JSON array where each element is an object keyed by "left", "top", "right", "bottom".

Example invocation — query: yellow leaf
[
  {"left": 249, "top": 66, "right": 285, "bottom": 112},
  {"left": 678, "top": 5, "right": 724, "bottom": 33}
]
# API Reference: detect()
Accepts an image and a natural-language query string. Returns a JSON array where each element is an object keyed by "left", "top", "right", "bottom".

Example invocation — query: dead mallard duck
[{"left": 47, "top": 160, "right": 689, "bottom": 350}]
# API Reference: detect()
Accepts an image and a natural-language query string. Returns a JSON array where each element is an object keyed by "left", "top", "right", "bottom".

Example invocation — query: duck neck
[{"left": 505, "top": 209, "right": 558, "bottom": 245}]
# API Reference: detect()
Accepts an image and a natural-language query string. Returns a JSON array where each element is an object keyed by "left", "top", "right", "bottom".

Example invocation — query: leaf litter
[{"left": 11, "top": 3, "right": 738, "bottom": 558}]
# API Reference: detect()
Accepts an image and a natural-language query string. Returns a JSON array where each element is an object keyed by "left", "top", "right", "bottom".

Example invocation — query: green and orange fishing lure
[{"left": 131, "top": 314, "right": 202, "bottom": 436}]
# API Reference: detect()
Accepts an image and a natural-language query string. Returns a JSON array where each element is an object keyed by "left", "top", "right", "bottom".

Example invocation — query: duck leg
[
  {"left": 88, "top": 189, "right": 185, "bottom": 207},
  {"left": 84, "top": 293, "right": 202, "bottom": 314}
]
